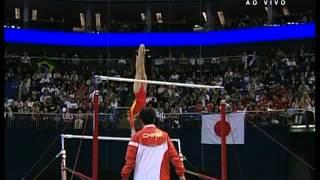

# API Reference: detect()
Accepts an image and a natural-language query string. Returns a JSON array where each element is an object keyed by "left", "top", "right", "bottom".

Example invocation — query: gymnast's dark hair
[{"left": 139, "top": 108, "right": 156, "bottom": 125}]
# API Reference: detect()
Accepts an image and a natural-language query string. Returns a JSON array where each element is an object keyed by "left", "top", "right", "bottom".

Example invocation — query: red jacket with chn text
[{"left": 121, "top": 124, "right": 185, "bottom": 180}]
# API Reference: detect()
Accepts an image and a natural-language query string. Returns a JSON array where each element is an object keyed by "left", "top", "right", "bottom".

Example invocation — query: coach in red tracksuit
[{"left": 121, "top": 108, "right": 186, "bottom": 180}]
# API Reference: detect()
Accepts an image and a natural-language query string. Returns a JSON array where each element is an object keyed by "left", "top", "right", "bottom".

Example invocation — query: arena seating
[{"left": 4, "top": 46, "right": 315, "bottom": 129}]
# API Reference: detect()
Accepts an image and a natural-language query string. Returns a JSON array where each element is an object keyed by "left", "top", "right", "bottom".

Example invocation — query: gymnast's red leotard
[{"left": 130, "top": 85, "right": 146, "bottom": 121}]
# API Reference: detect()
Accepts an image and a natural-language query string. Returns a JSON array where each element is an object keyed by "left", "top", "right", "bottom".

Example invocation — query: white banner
[{"left": 201, "top": 112, "right": 245, "bottom": 144}]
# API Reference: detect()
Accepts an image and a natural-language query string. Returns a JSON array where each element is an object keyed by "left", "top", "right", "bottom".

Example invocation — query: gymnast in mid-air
[{"left": 129, "top": 44, "right": 147, "bottom": 137}]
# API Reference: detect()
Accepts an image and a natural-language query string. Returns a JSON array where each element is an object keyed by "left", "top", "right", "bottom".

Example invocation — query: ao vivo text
[{"left": 245, "top": 0, "right": 286, "bottom": 6}]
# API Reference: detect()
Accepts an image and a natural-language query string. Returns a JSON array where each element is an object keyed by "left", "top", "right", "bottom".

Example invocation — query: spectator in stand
[
  {"left": 67, "top": 97, "right": 79, "bottom": 113},
  {"left": 111, "top": 98, "right": 119, "bottom": 109},
  {"left": 16, "top": 98, "right": 24, "bottom": 113},
  {"left": 6, "top": 107, "right": 14, "bottom": 121},
  {"left": 47, "top": 97, "right": 59, "bottom": 113},
  {"left": 74, "top": 110, "right": 84, "bottom": 129},
  {"left": 40, "top": 72, "right": 51, "bottom": 84},
  {"left": 53, "top": 70, "right": 62, "bottom": 80},
  {"left": 21, "top": 51, "right": 31, "bottom": 68},
  {"left": 72, "top": 54, "right": 80, "bottom": 66},
  {"left": 24, "top": 97, "right": 34, "bottom": 111},
  {"left": 195, "top": 101, "right": 202, "bottom": 113},
  {"left": 50, "top": 84, "right": 60, "bottom": 96},
  {"left": 224, "top": 68, "right": 233, "bottom": 91},
  {"left": 206, "top": 100, "right": 214, "bottom": 113},
  {"left": 62, "top": 107, "right": 74, "bottom": 123},
  {"left": 70, "top": 71, "right": 79, "bottom": 82},
  {"left": 169, "top": 72, "right": 180, "bottom": 82},
  {"left": 31, "top": 103, "right": 40, "bottom": 121},
  {"left": 41, "top": 84, "right": 51, "bottom": 94},
  {"left": 40, "top": 89, "right": 51, "bottom": 104}
]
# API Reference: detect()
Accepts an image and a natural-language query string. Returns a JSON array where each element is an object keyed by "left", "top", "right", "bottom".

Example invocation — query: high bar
[{"left": 95, "top": 75, "right": 224, "bottom": 89}]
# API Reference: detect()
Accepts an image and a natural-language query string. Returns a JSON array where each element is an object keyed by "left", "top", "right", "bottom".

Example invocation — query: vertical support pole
[
  {"left": 267, "top": 3, "right": 273, "bottom": 24},
  {"left": 86, "top": 5, "right": 92, "bottom": 31},
  {"left": 201, "top": 144, "right": 204, "bottom": 170},
  {"left": 145, "top": 6, "right": 151, "bottom": 32},
  {"left": 177, "top": 139, "right": 182, "bottom": 155},
  {"left": 92, "top": 88, "right": 99, "bottom": 180},
  {"left": 23, "top": 0, "right": 29, "bottom": 28},
  {"left": 220, "top": 100, "right": 227, "bottom": 180},
  {"left": 206, "top": 2, "right": 214, "bottom": 31},
  {"left": 61, "top": 135, "right": 67, "bottom": 180}
]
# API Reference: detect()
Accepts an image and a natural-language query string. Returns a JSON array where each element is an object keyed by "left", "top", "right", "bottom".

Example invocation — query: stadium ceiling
[
  {"left": 5, "top": 0, "right": 314, "bottom": 30},
  {"left": 6, "top": 0, "right": 314, "bottom": 16}
]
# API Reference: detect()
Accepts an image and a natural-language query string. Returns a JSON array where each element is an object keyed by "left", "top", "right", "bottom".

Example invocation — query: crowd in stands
[{"left": 4, "top": 45, "right": 315, "bottom": 124}]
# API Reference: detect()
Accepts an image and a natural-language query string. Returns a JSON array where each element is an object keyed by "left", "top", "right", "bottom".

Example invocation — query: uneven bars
[
  {"left": 62, "top": 134, "right": 180, "bottom": 143},
  {"left": 62, "top": 134, "right": 182, "bottom": 160},
  {"left": 95, "top": 75, "right": 224, "bottom": 89}
]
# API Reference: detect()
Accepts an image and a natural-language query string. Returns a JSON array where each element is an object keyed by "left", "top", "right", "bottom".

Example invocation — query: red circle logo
[{"left": 214, "top": 120, "right": 231, "bottom": 137}]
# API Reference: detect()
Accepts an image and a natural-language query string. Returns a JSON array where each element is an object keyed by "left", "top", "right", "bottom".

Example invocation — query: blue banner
[{"left": 5, "top": 23, "right": 315, "bottom": 47}]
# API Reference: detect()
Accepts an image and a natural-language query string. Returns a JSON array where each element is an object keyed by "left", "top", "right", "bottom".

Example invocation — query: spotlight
[
  {"left": 32, "top": 9, "right": 38, "bottom": 21},
  {"left": 140, "top": 13, "right": 146, "bottom": 21},
  {"left": 80, "top": 12, "right": 85, "bottom": 29},
  {"left": 202, "top": 12, "right": 207, "bottom": 22},
  {"left": 217, "top": 11, "right": 225, "bottom": 26},
  {"left": 156, "top": 12, "right": 163, "bottom": 23},
  {"left": 95, "top": 13, "right": 101, "bottom": 30},
  {"left": 282, "top": 6, "right": 290, "bottom": 16}
]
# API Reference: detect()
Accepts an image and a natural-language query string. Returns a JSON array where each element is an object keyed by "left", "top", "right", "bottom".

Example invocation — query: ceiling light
[
  {"left": 80, "top": 13, "right": 85, "bottom": 28},
  {"left": 282, "top": 6, "right": 290, "bottom": 16},
  {"left": 141, "top": 13, "right": 146, "bottom": 21},
  {"left": 156, "top": 12, "right": 163, "bottom": 23},
  {"left": 15, "top": 8, "right": 21, "bottom": 19},
  {"left": 32, "top": 9, "right": 37, "bottom": 21},
  {"left": 95, "top": 13, "right": 101, "bottom": 30},
  {"left": 202, "top": 12, "right": 207, "bottom": 22},
  {"left": 217, "top": 11, "right": 225, "bottom": 26}
]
